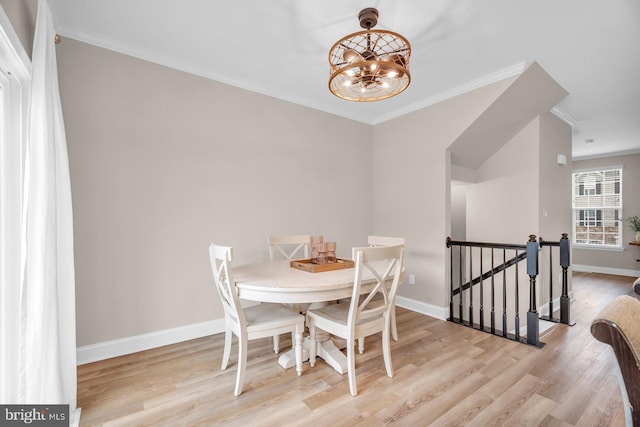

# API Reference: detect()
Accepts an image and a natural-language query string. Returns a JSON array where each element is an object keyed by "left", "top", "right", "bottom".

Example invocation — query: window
[{"left": 572, "top": 168, "right": 622, "bottom": 247}]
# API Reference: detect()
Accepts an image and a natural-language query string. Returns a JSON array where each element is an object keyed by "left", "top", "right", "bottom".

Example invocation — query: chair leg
[
  {"left": 221, "top": 328, "right": 232, "bottom": 370},
  {"left": 273, "top": 334, "right": 280, "bottom": 354},
  {"left": 234, "top": 335, "right": 248, "bottom": 397},
  {"left": 391, "top": 307, "right": 398, "bottom": 341},
  {"left": 382, "top": 322, "right": 394, "bottom": 379},
  {"left": 347, "top": 337, "right": 357, "bottom": 396},
  {"left": 308, "top": 322, "right": 317, "bottom": 367},
  {"left": 358, "top": 337, "right": 364, "bottom": 354},
  {"left": 294, "top": 327, "right": 303, "bottom": 376}
]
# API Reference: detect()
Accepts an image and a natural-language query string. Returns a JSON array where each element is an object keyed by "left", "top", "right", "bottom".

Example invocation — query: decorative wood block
[{"left": 290, "top": 258, "right": 354, "bottom": 273}]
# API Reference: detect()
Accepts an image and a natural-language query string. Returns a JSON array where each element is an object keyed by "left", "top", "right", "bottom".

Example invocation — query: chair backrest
[
  {"left": 209, "top": 244, "right": 246, "bottom": 330},
  {"left": 368, "top": 235, "right": 405, "bottom": 247},
  {"left": 349, "top": 245, "right": 404, "bottom": 327},
  {"left": 268, "top": 235, "right": 311, "bottom": 261},
  {"left": 591, "top": 295, "right": 640, "bottom": 426}
]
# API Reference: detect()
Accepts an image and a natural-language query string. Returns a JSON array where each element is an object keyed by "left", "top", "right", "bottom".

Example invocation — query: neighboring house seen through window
[{"left": 572, "top": 167, "right": 622, "bottom": 247}]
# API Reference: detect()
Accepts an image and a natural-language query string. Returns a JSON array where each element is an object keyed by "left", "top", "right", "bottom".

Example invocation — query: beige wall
[
  {"left": 539, "top": 113, "right": 573, "bottom": 242},
  {"left": 56, "top": 39, "right": 373, "bottom": 346},
  {"left": 465, "top": 118, "right": 540, "bottom": 329},
  {"left": 537, "top": 113, "right": 574, "bottom": 305},
  {"left": 462, "top": 114, "right": 572, "bottom": 324},
  {"left": 372, "top": 80, "right": 514, "bottom": 310},
  {"left": 572, "top": 153, "right": 640, "bottom": 274},
  {"left": 468, "top": 118, "right": 540, "bottom": 243}
]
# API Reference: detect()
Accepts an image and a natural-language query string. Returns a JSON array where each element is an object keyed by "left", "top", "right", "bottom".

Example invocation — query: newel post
[
  {"left": 559, "top": 233, "right": 573, "bottom": 325},
  {"left": 526, "top": 235, "right": 540, "bottom": 346}
]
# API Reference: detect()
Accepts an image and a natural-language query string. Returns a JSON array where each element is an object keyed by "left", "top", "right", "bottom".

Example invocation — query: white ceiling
[{"left": 48, "top": 0, "right": 640, "bottom": 160}]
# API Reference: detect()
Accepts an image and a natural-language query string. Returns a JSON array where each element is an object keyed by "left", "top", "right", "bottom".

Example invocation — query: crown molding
[
  {"left": 56, "top": 26, "right": 536, "bottom": 127},
  {"left": 572, "top": 147, "right": 640, "bottom": 162},
  {"left": 550, "top": 107, "right": 577, "bottom": 128},
  {"left": 371, "top": 61, "right": 528, "bottom": 125},
  {"left": 56, "top": 24, "right": 377, "bottom": 124}
]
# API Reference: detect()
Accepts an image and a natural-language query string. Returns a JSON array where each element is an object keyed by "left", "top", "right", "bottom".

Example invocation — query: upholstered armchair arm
[{"left": 591, "top": 295, "right": 640, "bottom": 426}]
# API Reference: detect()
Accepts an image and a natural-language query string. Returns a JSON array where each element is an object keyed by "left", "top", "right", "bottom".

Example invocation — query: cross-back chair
[
  {"left": 356, "top": 235, "right": 405, "bottom": 353},
  {"left": 267, "top": 235, "right": 312, "bottom": 348},
  {"left": 306, "top": 244, "right": 404, "bottom": 396},
  {"left": 268, "top": 235, "right": 311, "bottom": 261},
  {"left": 209, "top": 243, "right": 305, "bottom": 396}
]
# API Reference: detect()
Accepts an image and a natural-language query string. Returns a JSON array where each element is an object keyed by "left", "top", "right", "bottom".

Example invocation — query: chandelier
[{"left": 328, "top": 8, "right": 411, "bottom": 102}]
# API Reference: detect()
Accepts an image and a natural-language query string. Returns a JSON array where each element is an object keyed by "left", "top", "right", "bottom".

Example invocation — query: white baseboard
[
  {"left": 79, "top": 291, "right": 586, "bottom": 365},
  {"left": 396, "top": 295, "right": 448, "bottom": 320},
  {"left": 77, "top": 299, "right": 445, "bottom": 365},
  {"left": 76, "top": 319, "right": 226, "bottom": 365},
  {"left": 539, "top": 291, "right": 576, "bottom": 317},
  {"left": 572, "top": 264, "right": 640, "bottom": 278},
  {"left": 70, "top": 408, "right": 81, "bottom": 427}
]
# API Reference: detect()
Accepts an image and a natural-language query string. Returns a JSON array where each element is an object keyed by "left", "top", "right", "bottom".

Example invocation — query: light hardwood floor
[{"left": 77, "top": 272, "right": 636, "bottom": 426}]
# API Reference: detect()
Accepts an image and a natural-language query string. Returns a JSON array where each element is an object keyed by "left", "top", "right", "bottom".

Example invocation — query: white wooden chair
[
  {"left": 368, "top": 235, "right": 406, "bottom": 248},
  {"left": 357, "top": 235, "right": 405, "bottom": 353},
  {"left": 267, "top": 235, "right": 311, "bottom": 350},
  {"left": 306, "top": 244, "right": 404, "bottom": 396},
  {"left": 209, "top": 243, "right": 305, "bottom": 396},
  {"left": 267, "top": 235, "right": 311, "bottom": 261}
]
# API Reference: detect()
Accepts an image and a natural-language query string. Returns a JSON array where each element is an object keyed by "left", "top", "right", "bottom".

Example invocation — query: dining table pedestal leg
[
  {"left": 277, "top": 330, "right": 348, "bottom": 374},
  {"left": 278, "top": 339, "right": 309, "bottom": 369},
  {"left": 315, "top": 334, "right": 348, "bottom": 374}
]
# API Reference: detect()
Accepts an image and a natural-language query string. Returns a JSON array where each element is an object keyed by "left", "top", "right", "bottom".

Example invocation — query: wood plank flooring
[{"left": 77, "top": 272, "right": 637, "bottom": 426}]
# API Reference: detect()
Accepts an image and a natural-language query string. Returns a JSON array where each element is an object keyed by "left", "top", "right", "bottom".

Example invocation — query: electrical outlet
[{"left": 408, "top": 274, "right": 415, "bottom": 285}]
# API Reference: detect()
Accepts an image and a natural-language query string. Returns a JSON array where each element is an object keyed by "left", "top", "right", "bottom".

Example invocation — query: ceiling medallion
[{"left": 328, "top": 8, "right": 411, "bottom": 102}]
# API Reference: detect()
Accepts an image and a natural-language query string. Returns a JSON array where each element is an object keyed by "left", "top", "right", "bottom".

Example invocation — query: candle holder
[
  {"left": 325, "top": 242, "right": 336, "bottom": 263},
  {"left": 310, "top": 236, "right": 324, "bottom": 264}
]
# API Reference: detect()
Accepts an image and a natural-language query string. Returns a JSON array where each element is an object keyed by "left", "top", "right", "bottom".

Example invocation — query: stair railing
[{"left": 446, "top": 234, "right": 571, "bottom": 347}]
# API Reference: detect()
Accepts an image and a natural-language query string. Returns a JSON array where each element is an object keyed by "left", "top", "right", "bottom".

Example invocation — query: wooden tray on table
[{"left": 290, "top": 258, "right": 354, "bottom": 273}]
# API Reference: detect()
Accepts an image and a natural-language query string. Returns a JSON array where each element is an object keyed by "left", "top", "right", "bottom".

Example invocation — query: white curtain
[{"left": 19, "top": 0, "right": 78, "bottom": 417}]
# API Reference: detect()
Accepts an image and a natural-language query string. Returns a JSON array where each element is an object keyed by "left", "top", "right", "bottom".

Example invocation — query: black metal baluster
[
  {"left": 502, "top": 249, "right": 507, "bottom": 337},
  {"left": 469, "top": 246, "right": 474, "bottom": 327},
  {"left": 479, "top": 248, "right": 484, "bottom": 331},
  {"left": 459, "top": 246, "right": 464, "bottom": 324},
  {"left": 448, "top": 237, "right": 454, "bottom": 321},
  {"left": 490, "top": 249, "right": 495, "bottom": 334},
  {"left": 548, "top": 243, "right": 554, "bottom": 319},
  {"left": 515, "top": 249, "right": 520, "bottom": 341}
]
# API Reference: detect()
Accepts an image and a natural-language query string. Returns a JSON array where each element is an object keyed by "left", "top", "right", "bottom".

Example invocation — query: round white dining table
[{"left": 233, "top": 259, "right": 385, "bottom": 374}]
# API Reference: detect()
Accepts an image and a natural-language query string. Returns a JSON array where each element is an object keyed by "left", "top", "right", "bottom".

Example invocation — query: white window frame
[
  {"left": 572, "top": 166, "right": 623, "bottom": 249},
  {"left": 0, "top": 5, "right": 31, "bottom": 403}
]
